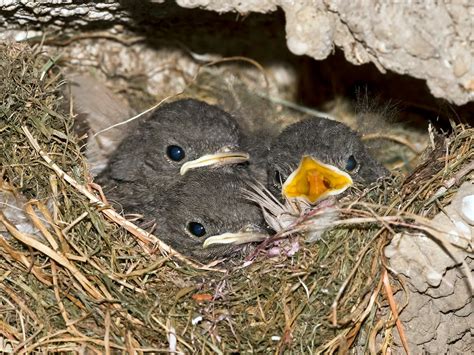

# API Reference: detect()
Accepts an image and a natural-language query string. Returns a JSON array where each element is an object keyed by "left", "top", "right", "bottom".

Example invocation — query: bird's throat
[{"left": 282, "top": 156, "right": 353, "bottom": 204}]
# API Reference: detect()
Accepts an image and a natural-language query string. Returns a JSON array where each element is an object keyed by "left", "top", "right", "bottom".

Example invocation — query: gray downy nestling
[
  {"left": 138, "top": 170, "right": 268, "bottom": 262},
  {"left": 241, "top": 116, "right": 390, "bottom": 247},
  {"left": 97, "top": 99, "right": 249, "bottom": 210},
  {"left": 267, "top": 117, "right": 389, "bottom": 204}
]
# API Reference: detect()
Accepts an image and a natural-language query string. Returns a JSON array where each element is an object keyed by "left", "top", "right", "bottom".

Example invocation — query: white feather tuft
[{"left": 244, "top": 181, "right": 340, "bottom": 243}]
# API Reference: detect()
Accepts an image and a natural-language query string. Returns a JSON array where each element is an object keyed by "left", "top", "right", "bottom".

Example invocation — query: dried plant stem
[
  {"left": 362, "top": 133, "right": 422, "bottom": 154},
  {"left": 0, "top": 283, "right": 41, "bottom": 326},
  {"left": 0, "top": 237, "right": 52, "bottom": 285},
  {"left": 382, "top": 269, "right": 410, "bottom": 354},
  {"left": 330, "top": 229, "right": 384, "bottom": 326},
  {"left": 51, "top": 261, "right": 80, "bottom": 335},
  {"left": 368, "top": 318, "right": 385, "bottom": 355},
  {"left": 1, "top": 212, "right": 104, "bottom": 299}
]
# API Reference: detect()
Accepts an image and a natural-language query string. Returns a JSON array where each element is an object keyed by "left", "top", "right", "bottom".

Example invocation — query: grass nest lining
[{"left": 1, "top": 42, "right": 472, "bottom": 353}]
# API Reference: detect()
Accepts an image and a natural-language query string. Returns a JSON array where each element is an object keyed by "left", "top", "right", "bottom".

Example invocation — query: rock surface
[
  {"left": 385, "top": 181, "right": 473, "bottom": 353},
  {"left": 0, "top": 0, "right": 472, "bottom": 105}
]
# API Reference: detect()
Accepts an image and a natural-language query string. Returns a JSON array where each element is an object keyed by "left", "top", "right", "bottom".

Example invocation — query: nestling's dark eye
[
  {"left": 274, "top": 170, "right": 283, "bottom": 185},
  {"left": 166, "top": 145, "right": 185, "bottom": 161},
  {"left": 188, "top": 222, "right": 206, "bottom": 237},
  {"left": 345, "top": 155, "right": 358, "bottom": 172}
]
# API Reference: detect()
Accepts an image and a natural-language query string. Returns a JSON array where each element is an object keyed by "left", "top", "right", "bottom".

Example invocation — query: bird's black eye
[
  {"left": 188, "top": 222, "right": 206, "bottom": 237},
  {"left": 166, "top": 145, "right": 185, "bottom": 162},
  {"left": 274, "top": 170, "right": 283, "bottom": 185},
  {"left": 345, "top": 155, "right": 358, "bottom": 172}
]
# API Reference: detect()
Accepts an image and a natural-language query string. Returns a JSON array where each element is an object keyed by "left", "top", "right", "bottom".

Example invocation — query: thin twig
[
  {"left": 93, "top": 55, "right": 270, "bottom": 139},
  {"left": 382, "top": 269, "right": 410, "bottom": 355},
  {"left": 92, "top": 94, "right": 181, "bottom": 137},
  {"left": 362, "top": 133, "right": 422, "bottom": 154}
]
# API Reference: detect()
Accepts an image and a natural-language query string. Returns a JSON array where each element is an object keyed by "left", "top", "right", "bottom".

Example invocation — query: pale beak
[
  {"left": 180, "top": 152, "right": 249, "bottom": 175},
  {"left": 203, "top": 231, "right": 268, "bottom": 248},
  {"left": 282, "top": 156, "right": 353, "bottom": 204}
]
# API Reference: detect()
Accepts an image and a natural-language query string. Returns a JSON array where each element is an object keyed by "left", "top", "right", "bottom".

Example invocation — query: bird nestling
[
  {"left": 246, "top": 116, "right": 389, "bottom": 245},
  {"left": 267, "top": 117, "right": 389, "bottom": 204},
  {"left": 139, "top": 170, "right": 268, "bottom": 262},
  {"left": 97, "top": 99, "right": 250, "bottom": 212}
]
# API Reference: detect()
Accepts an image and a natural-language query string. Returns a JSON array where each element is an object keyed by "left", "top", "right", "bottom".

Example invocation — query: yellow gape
[{"left": 282, "top": 156, "right": 353, "bottom": 204}]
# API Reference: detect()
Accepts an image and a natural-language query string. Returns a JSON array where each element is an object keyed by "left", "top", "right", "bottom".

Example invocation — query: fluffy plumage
[
  {"left": 97, "top": 99, "right": 244, "bottom": 211},
  {"left": 267, "top": 117, "right": 389, "bottom": 198},
  {"left": 138, "top": 170, "right": 266, "bottom": 261}
]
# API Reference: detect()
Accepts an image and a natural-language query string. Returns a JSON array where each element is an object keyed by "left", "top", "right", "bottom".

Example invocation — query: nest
[{"left": 1, "top": 42, "right": 472, "bottom": 353}]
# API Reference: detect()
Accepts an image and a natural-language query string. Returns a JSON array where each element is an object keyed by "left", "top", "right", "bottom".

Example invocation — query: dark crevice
[{"left": 118, "top": 1, "right": 472, "bottom": 128}]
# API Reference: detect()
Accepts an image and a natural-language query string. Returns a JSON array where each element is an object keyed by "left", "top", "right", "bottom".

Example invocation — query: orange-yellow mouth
[{"left": 282, "top": 156, "right": 353, "bottom": 204}]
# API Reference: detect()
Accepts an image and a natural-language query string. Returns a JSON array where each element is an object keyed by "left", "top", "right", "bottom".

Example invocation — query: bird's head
[
  {"left": 267, "top": 117, "right": 389, "bottom": 204},
  {"left": 148, "top": 171, "right": 268, "bottom": 262},
  {"left": 106, "top": 99, "right": 249, "bottom": 187}
]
